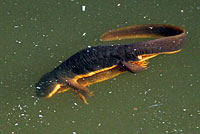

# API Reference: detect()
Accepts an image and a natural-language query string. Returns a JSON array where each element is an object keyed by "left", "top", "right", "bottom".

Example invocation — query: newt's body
[{"left": 35, "top": 24, "right": 186, "bottom": 104}]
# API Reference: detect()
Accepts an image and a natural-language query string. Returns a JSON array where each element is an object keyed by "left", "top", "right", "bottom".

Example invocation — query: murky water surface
[{"left": 0, "top": 0, "right": 200, "bottom": 134}]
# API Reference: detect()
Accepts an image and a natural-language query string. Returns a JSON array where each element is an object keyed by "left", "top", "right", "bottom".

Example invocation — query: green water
[{"left": 0, "top": 0, "right": 200, "bottom": 134}]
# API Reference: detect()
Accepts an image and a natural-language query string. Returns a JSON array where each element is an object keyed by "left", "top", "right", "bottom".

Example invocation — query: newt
[{"left": 35, "top": 24, "right": 186, "bottom": 104}]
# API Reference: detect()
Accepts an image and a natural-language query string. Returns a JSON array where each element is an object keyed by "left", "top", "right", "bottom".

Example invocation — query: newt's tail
[{"left": 101, "top": 24, "right": 186, "bottom": 54}]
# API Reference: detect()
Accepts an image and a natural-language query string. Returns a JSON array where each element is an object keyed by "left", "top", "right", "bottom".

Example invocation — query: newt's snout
[{"left": 35, "top": 72, "right": 59, "bottom": 98}]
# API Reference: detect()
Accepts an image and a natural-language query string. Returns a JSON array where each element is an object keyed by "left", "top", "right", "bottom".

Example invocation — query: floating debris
[
  {"left": 82, "top": 5, "right": 86, "bottom": 11},
  {"left": 148, "top": 103, "right": 163, "bottom": 108}
]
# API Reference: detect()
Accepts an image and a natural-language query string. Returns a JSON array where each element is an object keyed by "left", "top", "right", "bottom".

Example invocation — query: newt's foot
[
  {"left": 73, "top": 90, "right": 94, "bottom": 104},
  {"left": 88, "top": 91, "right": 94, "bottom": 97},
  {"left": 78, "top": 93, "right": 89, "bottom": 104}
]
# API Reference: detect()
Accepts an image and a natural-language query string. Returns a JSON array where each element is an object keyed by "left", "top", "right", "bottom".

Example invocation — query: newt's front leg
[
  {"left": 64, "top": 78, "right": 94, "bottom": 104},
  {"left": 73, "top": 90, "right": 89, "bottom": 104},
  {"left": 65, "top": 78, "right": 93, "bottom": 97}
]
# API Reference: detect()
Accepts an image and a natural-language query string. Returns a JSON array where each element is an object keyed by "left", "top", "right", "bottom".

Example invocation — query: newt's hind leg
[{"left": 119, "top": 61, "right": 147, "bottom": 73}]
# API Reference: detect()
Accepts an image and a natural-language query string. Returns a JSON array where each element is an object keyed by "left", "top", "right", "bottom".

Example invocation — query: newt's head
[{"left": 35, "top": 72, "right": 70, "bottom": 98}]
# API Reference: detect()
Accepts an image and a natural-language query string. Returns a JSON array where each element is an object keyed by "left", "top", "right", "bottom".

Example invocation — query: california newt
[{"left": 35, "top": 24, "right": 186, "bottom": 104}]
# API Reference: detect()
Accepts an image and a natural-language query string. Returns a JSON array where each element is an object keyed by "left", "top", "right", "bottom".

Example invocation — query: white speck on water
[
  {"left": 39, "top": 114, "right": 43, "bottom": 118},
  {"left": 117, "top": 3, "right": 121, "bottom": 7},
  {"left": 88, "top": 45, "right": 91, "bottom": 48},
  {"left": 180, "top": 9, "right": 184, "bottom": 13},
  {"left": 33, "top": 42, "right": 39, "bottom": 47},
  {"left": 42, "top": 34, "right": 48, "bottom": 37},
  {"left": 108, "top": 91, "right": 112, "bottom": 94},
  {"left": 183, "top": 108, "right": 187, "bottom": 112},
  {"left": 74, "top": 102, "right": 78, "bottom": 106},
  {"left": 149, "top": 27, "right": 153, "bottom": 29},
  {"left": 148, "top": 103, "right": 163, "bottom": 108},
  {"left": 14, "top": 25, "right": 19, "bottom": 28},
  {"left": 0, "top": 81, "right": 3, "bottom": 85},
  {"left": 98, "top": 123, "right": 101, "bottom": 127},
  {"left": 33, "top": 99, "right": 39, "bottom": 106},
  {"left": 82, "top": 32, "right": 86, "bottom": 36},
  {"left": 16, "top": 40, "right": 22, "bottom": 44},
  {"left": 58, "top": 17, "right": 61, "bottom": 20},
  {"left": 82, "top": 5, "right": 86, "bottom": 11},
  {"left": 36, "top": 86, "right": 41, "bottom": 89},
  {"left": 18, "top": 105, "right": 23, "bottom": 110},
  {"left": 14, "top": 122, "right": 19, "bottom": 126},
  {"left": 72, "top": 132, "right": 77, "bottom": 134},
  {"left": 144, "top": 88, "right": 151, "bottom": 95}
]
